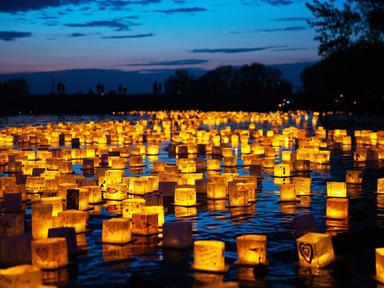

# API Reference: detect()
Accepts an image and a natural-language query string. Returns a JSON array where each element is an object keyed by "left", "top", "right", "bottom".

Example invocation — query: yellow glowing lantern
[
  {"left": 326, "top": 198, "right": 348, "bottom": 219},
  {"left": 85, "top": 185, "right": 102, "bottom": 204},
  {"left": 376, "top": 248, "right": 384, "bottom": 283},
  {"left": 378, "top": 178, "right": 384, "bottom": 193},
  {"left": 0, "top": 265, "right": 42, "bottom": 288},
  {"left": 346, "top": 170, "right": 363, "bottom": 185},
  {"left": 236, "top": 234, "right": 267, "bottom": 265},
  {"left": 163, "top": 221, "right": 193, "bottom": 249},
  {"left": 207, "top": 159, "right": 221, "bottom": 171},
  {"left": 128, "top": 177, "right": 153, "bottom": 195},
  {"left": 326, "top": 182, "right": 347, "bottom": 198},
  {"left": 296, "top": 232, "right": 335, "bottom": 268},
  {"left": 131, "top": 211, "right": 158, "bottom": 235},
  {"left": 280, "top": 183, "right": 296, "bottom": 202},
  {"left": 153, "top": 161, "right": 166, "bottom": 173},
  {"left": 122, "top": 198, "right": 146, "bottom": 219},
  {"left": 293, "top": 177, "right": 311, "bottom": 196},
  {"left": 193, "top": 240, "right": 226, "bottom": 272},
  {"left": 31, "top": 238, "right": 68, "bottom": 269},
  {"left": 147, "top": 144, "right": 159, "bottom": 155},
  {"left": 228, "top": 182, "right": 250, "bottom": 207},
  {"left": 295, "top": 160, "right": 310, "bottom": 172},
  {"left": 32, "top": 203, "right": 54, "bottom": 239},
  {"left": 102, "top": 218, "right": 131, "bottom": 244},
  {"left": 223, "top": 156, "right": 237, "bottom": 167},
  {"left": 174, "top": 187, "right": 196, "bottom": 206},
  {"left": 222, "top": 147, "right": 233, "bottom": 157},
  {"left": 104, "top": 183, "right": 128, "bottom": 200},
  {"left": 274, "top": 164, "right": 290, "bottom": 177},
  {"left": 40, "top": 197, "right": 63, "bottom": 217},
  {"left": 143, "top": 206, "right": 164, "bottom": 227},
  {"left": 207, "top": 181, "right": 227, "bottom": 200},
  {"left": 60, "top": 210, "right": 88, "bottom": 233},
  {"left": 25, "top": 176, "right": 46, "bottom": 193},
  {"left": 177, "top": 158, "right": 196, "bottom": 173},
  {"left": 282, "top": 151, "right": 295, "bottom": 163},
  {"left": 174, "top": 206, "right": 197, "bottom": 219}
]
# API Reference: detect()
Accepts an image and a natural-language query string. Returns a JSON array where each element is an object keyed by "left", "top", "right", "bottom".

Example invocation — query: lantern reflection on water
[
  {"left": 274, "top": 164, "right": 290, "bottom": 177},
  {"left": 293, "top": 177, "right": 311, "bottom": 196},
  {"left": 236, "top": 234, "right": 267, "bottom": 266},
  {"left": 296, "top": 232, "right": 335, "bottom": 268},
  {"left": 280, "top": 184, "right": 296, "bottom": 202},
  {"left": 346, "top": 170, "right": 363, "bottom": 185},
  {"left": 193, "top": 240, "right": 226, "bottom": 272}
]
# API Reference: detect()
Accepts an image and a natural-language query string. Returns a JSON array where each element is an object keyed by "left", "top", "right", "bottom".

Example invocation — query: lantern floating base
[
  {"left": 233, "top": 261, "right": 268, "bottom": 268},
  {"left": 100, "top": 238, "right": 136, "bottom": 246},
  {"left": 172, "top": 202, "right": 201, "bottom": 207},
  {"left": 277, "top": 199, "right": 300, "bottom": 203},
  {"left": 226, "top": 203, "right": 254, "bottom": 208},
  {"left": 190, "top": 264, "right": 230, "bottom": 274}
]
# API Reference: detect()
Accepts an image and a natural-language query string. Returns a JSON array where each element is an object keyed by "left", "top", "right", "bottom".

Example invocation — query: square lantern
[
  {"left": 326, "top": 182, "right": 347, "bottom": 198},
  {"left": 163, "top": 221, "right": 193, "bottom": 249},
  {"left": 102, "top": 218, "right": 132, "bottom": 244},
  {"left": 131, "top": 211, "right": 158, "bottom": 235},
  {"left": 296, "top": 232, "right": 335, "bottom": 268},
  {"left": 346, "top": 170, "right": 363, "bottom": 185},
  {"left": 40, "top": 197, "right": 63, "bottom": 217},
  {"left": 206, "top": 159, "right": 221, "bottom": 171},
  {"left": 0, "top": 265, "right": 42, "bottom": 288},
  {"left": 280, "top": 184, "right": 296, "bottom": 202},
  {"left": 228, "top": 182, "right": 250, "bottom": 207},
  {"left": 60, "top": 210, "right": 88, "bottom": 233},
  {"left": 326, "top": 198, "right": 349, "bottom": 220},
  {"left": 236, "top": 234, "right": 267, "bottom": 266},
  {"left": 193, "top": 240, "right": 226, "bottom": 272},
  {"left": 174, "top": 187, "right": 196, "bottom": 206},
  {"left": 32, "top": 203, "right": 53, "bottom": 239},
  {"left": 122, "top": 198, "right": 146, "bottom": 219},
  {"left": 274, "top": 164, "right": 290, "bottom": 177},
  {"left": 378, "top": 178, "right": 384, "bottom": 194},
  {"left": 293, "top": 177, "right": 311, "bottom": 196},
  {"left": 223, "top": 156, "right": 237, "bottom": 167},
  {"left": 31, "top": 237, "right": 68, "bottom": 269},
  {"left": 143, "top": 206, "right": 164, "bottom": 227},
  {"left": 376, "top": 248, "right": 384, "bottom": 283},
  {"left": 206, "top": 181, "right": 227, "bottom": 200},
  {"left": 85, "top": 186, "right": 102, "bottom": 204},
  {"left": 295, "top": 160, "right": 310, "bottom": 172}
]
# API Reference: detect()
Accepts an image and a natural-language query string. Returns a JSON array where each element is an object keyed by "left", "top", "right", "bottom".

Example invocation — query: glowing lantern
[
  {"left": 0, "top": 265, "right": 42, "bottom": 288},
  {"left": 376, "top": 248, "right": 384, "bottom": 283},
  {"left": 228, "top": 182, "right": 250, "bottom": 207},
  {"left": 32, "top": 203, "right": 54, "bottom": 239},
  {"left": 174, "top": 206, "right": 197, "bottom": 219},
  {"left": 274, "top": 164, "right": 290, "bottom": 177},
  {"left": 377, "top": 178, "right": 384, "bottom": 193},
  {"left": 295, "top": 160, "right": 310, "bottom": 172},
  {"left": 296, "top": 232, "right": 335, "bottom": 268},
  {"left": 177, "top": 158, "right": 196, "bottom": 173},
  {"left": 143, "top": 206, "right": 164, "bottom": 227},
  {"left": 40, "top": 197, "right": 63, "bottom": 217},
  {"left": 223, "top": 156, "right": 237, "bottom": 167},
  {"left": 163, "top": 221, "right": 192, "bottom": 249},
  {"left": 60, "top": 210, "right": 88, "bottom": 233},
  {"left": 86, "top": 185, "right": 102, "bottom": 204},
  {"left": 31, "top": 238, "right": 68, "bottom": 269},
  {"left": 293, "top": 177, "right": 311, "bottom": 196},
  {"left": 153, "top": 161, "right": 166, "bottom": 173},
  {"left": 122, "top": 198, "right": 146, "bottom": 219},
  {"left": 346, "top": 170, "right": 363, "bottom": 185},
  {"left": 282, "top": 151, "right": 294, "bottom": 163},
  {"left": 207, "top": 181, "right": 227, "bottom": 200},
  {"left": 25, "top": 176, "right": 45, "bottom": 193},
  {"left": 174, "top": 187, "right": 196, "bottom": 206},
  {"left": 128, "top": 177, "right": 153, "bottom": 195},
  {"left": 131, "top": 211, "right": 158, "bottom": 235},
  {"left": 326, "top": 182, "right": 347, "bottom": 198},
  {"left": 280, "top": 184, "right": 296, "bottom": 202},
  {"left": 102, "top": 218, "right": 131, "bottom": 244},
  {"left": 193, "top": 240, "right": 226, "bottom": 272},
  {"left": 236, "top": 234, "right": 267, "bottom": 265},
  {"left": 326, "top": 198, "right": 348, "bottom": 219}
]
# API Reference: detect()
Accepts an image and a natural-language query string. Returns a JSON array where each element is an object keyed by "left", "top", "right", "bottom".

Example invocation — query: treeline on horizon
[{"left": 1, "top": 0, "right": 383, "bottom": 114}]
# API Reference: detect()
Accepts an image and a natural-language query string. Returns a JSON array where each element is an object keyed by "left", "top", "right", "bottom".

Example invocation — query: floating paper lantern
[
  {"left": 60, "top": 210, "right": 88, "bottom": 233},
  {"left": 143, "top": 206, "right": 164, "bottom": 227},
  {"left": 177, "top": 158, "right": 196, "bottom": 173},
  {"left": 326, "top": 198, "right": 348, "bottom": 219},
  {"left": 228, "top": 182, "right": 249, "bottom": 207},
  {"left": 376, "top": 248, "right": 384, "bottom": 283},
  {"left": 25, "top": 176, "right": 45, "bottom": 193},
  {"left": 174, "top": 187, "right": 196, "bottom": 206},
  {"left": 32, "top": 203, "right": 54, "bottom": 239},
  {"left": 293, "top": 177, "right": 311, "bottom": 196},
  {"left": 40, "top": 197, "right": 63, "bottom": 217},
  {"left": 296, "top": 232, "right": 335, "bottom": 268},
  {"left": 326, "top": 182, "right": 347, "bottom": 198},
  {"left": 0, "top": 265, "right": 42, "bottom": 288},
  {"left": 223, "top": 156, "right": 237, "bottom": 167},
  {"left": 102, "top": 218, "right": 131, "bottom": 244},
  {"left": 0, "top": 213, "right": 24, "bottom": 237},
  {"left": 131, "top": 211, "right": 158, "bottom": 235},
  {"left": 102, "top": 244, "right": 132, "bottom": 263},
  {"left": 163, "top": 221, "right": 192, "bottom": 249},
  {"left": 377, "top": 178, "right": 384, "bottom": 194},
  {"left": 236, "top": 234, "right": 267, "bottom": 265},
  {"left": 274, "top": 164, "right": 291, "bottom": 177},
  {"left": 282, "top": 151, "right": 295, "bottom": 163},
  {"left": 31, "top": 238, "right": 68, "bottom": 269},
  {"left": 153, "top": 161, "right": 166, "bottom": 173},
  {"left": 85, "top": 185, "right": 102, "bottom": 204},
  {"left": 295, "top": 160, "right": 310, "bottom": 172},
  {"left": 280, "top": 184, "right": 296, "bottom": 202},
  {"left": 346, "top": 170, "right": 363, "bottom": 185},
  {"left": 122, "top": 198, "right": 146, "bottom": 219},
  {"left": 206, "top": 181, "right": 227, "bottom": 200},
  {"left": 193, "top": 240, "right": 226, "bottom": 272},
  {"left": 128, "top": 177, "right": 153, "bottom": 195}
]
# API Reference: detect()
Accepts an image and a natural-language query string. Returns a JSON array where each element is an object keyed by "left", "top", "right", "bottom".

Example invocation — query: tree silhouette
[
  {"left": 117, "top": 84, "right": 127, "bottom": 95},
  {"left": 56, "top": 81, "right": 65, "bottom": 95},
  {"left": 96, "top": 82, "right": 104, "bottom": 96},
  {"left": 164, "top": 70, "right": 193, "bottom": 96},
  {"left": 0, "top": 78, "right": 29, "bottom": 96}
]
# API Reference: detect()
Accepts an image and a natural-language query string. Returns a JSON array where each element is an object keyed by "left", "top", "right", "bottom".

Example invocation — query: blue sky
[{"left": 0, "top": 0, "right": 322, "bottom": 74}]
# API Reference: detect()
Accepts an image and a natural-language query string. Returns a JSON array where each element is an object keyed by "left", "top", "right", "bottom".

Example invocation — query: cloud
[
  {"left": 0, "top": 0, "right": 89, "bottom": 12},
  {"left": 274, "top": 17, "right": 308, "bottom": 22},
  {"left": 102, "top": 33, "right": 154, "bottom": 39},
  {"left": 189, "top": 46, "right": 285, "bottom": 54},
  {"left": 242, "top": 0, "right": 297, "bottom": 6},
  {"left": 255, "top": 26, "right": 307, "bottom": 32},
  {"left": 128, "top": 59, "right": 208, "bottom": 66},
  {"left": 70, "top": 33, "right": 87, "bottom": 37},
  {"left": 155, "top": 7, "right": 207, "bottom": 14},
  {"left": 64, "top": 19, "right": 139, "bottom": 31},
  {"left": 0, "top": 31, "right": 32, "bottom": 41},
  {"left": 271, "top": 47, "right": 311, "bottom": 52}
]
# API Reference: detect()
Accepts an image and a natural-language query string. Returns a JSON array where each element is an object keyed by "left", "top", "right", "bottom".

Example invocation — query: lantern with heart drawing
[
  {"left": 296, "top": 232, "right": 335, "bottom": 268},
  {"left": 31, "top": 237, "right": 68, "bottom": 269}
]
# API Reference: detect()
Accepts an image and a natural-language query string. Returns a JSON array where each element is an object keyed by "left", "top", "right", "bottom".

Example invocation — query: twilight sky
[{"left": 0, "top": 0, "right": 322, "bottom": 74}]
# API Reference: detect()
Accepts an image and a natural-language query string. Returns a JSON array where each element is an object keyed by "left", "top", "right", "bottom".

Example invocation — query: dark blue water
[{"left": 1, "top": 112, "right": 383, "bottom": 288}]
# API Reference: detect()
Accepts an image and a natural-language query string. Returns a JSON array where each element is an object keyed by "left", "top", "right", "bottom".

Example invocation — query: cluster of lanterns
[{"left": 0, "top": 110, "right": 383, "bottom": 287}]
